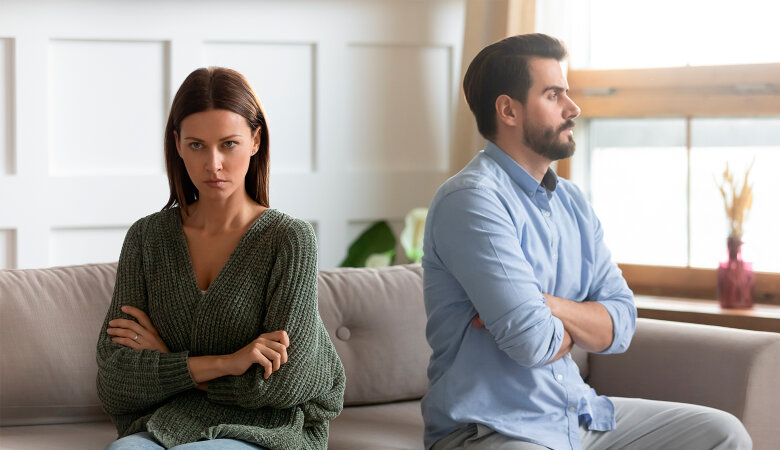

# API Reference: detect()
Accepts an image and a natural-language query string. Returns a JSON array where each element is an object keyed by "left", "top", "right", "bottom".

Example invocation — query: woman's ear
[
  {"left": 252, "top": 128, "right": 261, "bottom": 154},
  {"left": 173, "top": 130, "right": 182, "bottom": 158}
]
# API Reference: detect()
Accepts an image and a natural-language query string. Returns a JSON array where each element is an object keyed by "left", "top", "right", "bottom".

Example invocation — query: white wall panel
[
  {"left": 48, "top": 39, "right": 168, "bottom": 176},
  {"left": 49, "top": 226, "right": 129, "bottom": 267},
  {"left": 203, "top": 42, "right": 315, "bottom": 173},
  {"left": 0, "top": 229, "right": 16, "bottom": 269},
  {"left": 345, "top": 44, "right": 452, "bottom": 171},
  {"left": 1, "top": 0, "right": 464, "bottom": 270},
  {"left": 0, "top": 38, "right": 12, "bottom": 175}
]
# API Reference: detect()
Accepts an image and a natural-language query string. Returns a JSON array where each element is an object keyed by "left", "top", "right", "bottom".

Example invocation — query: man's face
[{"left": 520, "top": 58, "right": 581, "bottom": 161}]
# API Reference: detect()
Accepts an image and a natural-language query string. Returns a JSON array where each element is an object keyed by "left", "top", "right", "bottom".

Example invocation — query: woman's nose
[{"left": 205, "top": 148, "right": 222, "bottom": 172}]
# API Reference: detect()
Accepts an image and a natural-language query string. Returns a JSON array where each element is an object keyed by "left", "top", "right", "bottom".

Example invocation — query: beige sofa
[{"left": 1, "top": 263, "right": 779, "bottom": 449}]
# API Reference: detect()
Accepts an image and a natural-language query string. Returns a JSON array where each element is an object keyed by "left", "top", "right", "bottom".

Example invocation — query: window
[{"left": 563, "top": 0, "right": 780, "bottom": 304}]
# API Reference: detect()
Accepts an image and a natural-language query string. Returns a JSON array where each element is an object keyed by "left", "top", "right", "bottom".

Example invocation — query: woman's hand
[
  {"left": 107, "top": 305, "right": 170, "bottom": 353},
  {"left": 224, "top": 331, "right": 290, "bottom": 379}
]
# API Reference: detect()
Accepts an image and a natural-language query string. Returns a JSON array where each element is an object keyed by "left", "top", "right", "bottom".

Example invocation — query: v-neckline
[{"left": 174, "top": 207, "right": 275, "bottom": 296}]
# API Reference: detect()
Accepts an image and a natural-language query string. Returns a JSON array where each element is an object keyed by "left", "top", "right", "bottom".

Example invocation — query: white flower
[
  {"left": 365, "top": 252, "right": 393, "bottom": 268},
  {"left": 400, "top": 207, "right": 428, "bottom": 263}
]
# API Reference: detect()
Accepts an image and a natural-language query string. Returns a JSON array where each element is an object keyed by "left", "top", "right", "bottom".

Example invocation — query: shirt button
[
  {"left": 556, "top": 374, "right": 563, "bottom": 381},
  {"left": 569, "top": 406, "right": 576, "bottom": 413},
  {"left": 528, "top": 191, "right": 534, "bottom": 196},
  {"left": 552, "top": 253, "right": 558, "bottom": 260},
  {"left": 543, "top": 210, "right": 551, "bottom": 217}
]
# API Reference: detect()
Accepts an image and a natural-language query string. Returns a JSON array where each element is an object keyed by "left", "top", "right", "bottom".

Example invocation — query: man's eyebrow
[{"left": 543, "top": 85, "right": 568, "bottom": 93}]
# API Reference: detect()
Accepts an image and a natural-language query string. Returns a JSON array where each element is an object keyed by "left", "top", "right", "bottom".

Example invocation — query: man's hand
[
  {"left": 472, "top": 310, "right": 572, "bottom": 364},
  {"left": 542, "top": 293, "right": 613, "bottom": 353},
  {"left": 107, "top": 305, "right": 170, "bottom": 353}
]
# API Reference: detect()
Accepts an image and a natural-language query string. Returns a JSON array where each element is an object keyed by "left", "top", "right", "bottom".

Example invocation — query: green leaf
[{"left": 340, "top": 221, "right": 397, "bottom": 267}]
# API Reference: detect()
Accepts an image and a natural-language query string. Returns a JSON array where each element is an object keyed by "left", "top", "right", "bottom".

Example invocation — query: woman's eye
[
  {"left": 224, "top": 141, "right": 238, "bottom": 149},
  {"left": 189, "top": 142, "right": 203, "bottom": 150}
]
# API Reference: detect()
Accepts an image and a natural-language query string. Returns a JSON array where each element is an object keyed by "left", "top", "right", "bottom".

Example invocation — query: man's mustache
[{"left": 558, "top": 120, "right": 576, "bottom": 133}]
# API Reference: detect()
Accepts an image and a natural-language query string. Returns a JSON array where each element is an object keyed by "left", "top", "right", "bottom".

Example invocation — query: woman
[{"left": 97, "top": 67, "right": 345, "bottom": 450}]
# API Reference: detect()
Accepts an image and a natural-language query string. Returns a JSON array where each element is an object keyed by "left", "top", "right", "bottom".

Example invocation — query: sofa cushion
[
  {"left": 328, "top": 400, "right": 424, "bottom": 449},
  {"left": 317, "top": 265, "right": 431, "bottom": 405},
  {"left": 0, "top": 421, "right": 116, "bottom": 449},
  {"left": 0, "top": 263, "right": 117, "bottom": 426}
]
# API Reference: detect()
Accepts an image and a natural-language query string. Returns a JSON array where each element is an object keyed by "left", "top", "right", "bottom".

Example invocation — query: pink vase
[{"left": 717, "top": 237, "right": 754, "bottom": 309}]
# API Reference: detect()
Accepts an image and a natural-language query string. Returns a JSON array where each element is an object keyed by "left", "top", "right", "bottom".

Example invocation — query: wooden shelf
[{"left": 635, "top": 295, "right": 780, "bottom": 333}]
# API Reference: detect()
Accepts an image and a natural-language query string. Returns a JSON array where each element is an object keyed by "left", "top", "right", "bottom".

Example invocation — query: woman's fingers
[
  {"left": 108, "top": 318, "right": 144, "bottom": 335},
  {"left": 260, "top": 330, "right": 289, "bottom": 347},
  {"left": 107, "top": 327, "right": 141, "bottom": 341},
  {"left": 121, "top": 305, "right": 155, "bottom": 331},
  {"left": 111, "top": 336, "right": 141, "bottom": 349},
  {"left": 251, "top": 347, "right": 274, "bottom": 379},
  {"left": 261, "top": 339, "right": 289, "bottom": 365}
]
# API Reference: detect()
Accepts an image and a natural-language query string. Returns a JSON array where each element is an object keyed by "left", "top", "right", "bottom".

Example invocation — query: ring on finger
[{"left": 133, "top": 334, "right": 139, "bottom": 341}]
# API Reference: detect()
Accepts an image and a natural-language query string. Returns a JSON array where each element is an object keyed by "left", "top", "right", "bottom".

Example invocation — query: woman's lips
[{"left": 205, "top": 180, "right": 227, "bottom": 188}]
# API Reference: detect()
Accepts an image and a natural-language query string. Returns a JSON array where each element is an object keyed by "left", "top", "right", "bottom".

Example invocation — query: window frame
[{"left": 561, "top": 63, "right": 780, "bottom": 305}]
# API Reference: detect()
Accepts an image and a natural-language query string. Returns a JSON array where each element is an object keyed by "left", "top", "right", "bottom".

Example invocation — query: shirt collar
[{"left": 484, "top": 141, "right": 558, "bottom": 196}]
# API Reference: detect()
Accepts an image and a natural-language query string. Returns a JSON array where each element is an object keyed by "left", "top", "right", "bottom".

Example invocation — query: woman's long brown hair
[{"left": 163, "top": 67, "right": 270, "bottom": 215}]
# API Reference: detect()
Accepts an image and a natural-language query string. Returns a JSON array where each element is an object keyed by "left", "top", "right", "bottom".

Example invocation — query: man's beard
[{"left": 523, "top": 117, "right": 576, "bottom": 161}]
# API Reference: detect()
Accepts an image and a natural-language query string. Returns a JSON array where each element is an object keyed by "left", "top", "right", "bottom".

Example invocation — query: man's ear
[
  {"left": 173, "top": 130, "right": 182, "bottom": 158},
  {"left": 495, "top": 94, "right": 520, "bottom": 128}
]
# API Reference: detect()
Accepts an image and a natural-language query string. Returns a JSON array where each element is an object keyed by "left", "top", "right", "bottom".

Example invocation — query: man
[{"left": 421, "top": 34, "right": 751, "bottom": 450}]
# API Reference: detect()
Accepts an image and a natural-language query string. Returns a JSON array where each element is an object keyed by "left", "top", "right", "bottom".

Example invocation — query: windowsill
[{"left": 635, "top": 295, "right": 780, "bottom": 333}]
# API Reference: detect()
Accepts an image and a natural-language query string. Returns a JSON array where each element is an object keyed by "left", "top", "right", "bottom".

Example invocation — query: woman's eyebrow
[{"left": 183, "top": 134, "right": 242, "bottom": 141}]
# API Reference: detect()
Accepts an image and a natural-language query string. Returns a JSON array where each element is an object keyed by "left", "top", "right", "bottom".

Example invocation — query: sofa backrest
[
  {"left": 0, "top": 263, "right": 118, "bottom": 426},
  {"left": 0, "top": 262, "right": 588, "bottom": 426},
  {"left": 318, "top": 265, "right": 430, "bottom": 405},
  {"left": 0, "top": 262, "right": 431, "bottom": 425}
]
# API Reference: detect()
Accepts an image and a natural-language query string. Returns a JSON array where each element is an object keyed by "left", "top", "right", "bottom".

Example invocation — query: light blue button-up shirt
[{"left": 421, "top": 141, "right": 637, "bottom": 450}]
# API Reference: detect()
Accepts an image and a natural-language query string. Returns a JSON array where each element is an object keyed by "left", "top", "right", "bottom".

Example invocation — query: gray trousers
[{"left": 431, "top": 397, "right": 752, "bottom": 450}]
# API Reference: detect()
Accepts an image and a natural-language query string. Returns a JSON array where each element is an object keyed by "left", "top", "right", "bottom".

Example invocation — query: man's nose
[{"left": 565, "top": 95, "right": 581, "bottom": 120}]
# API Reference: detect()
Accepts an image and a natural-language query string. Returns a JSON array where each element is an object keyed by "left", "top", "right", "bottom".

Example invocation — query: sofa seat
[
  {"left": 0, "top": 401, "right": 426, "bottom": 450},
  {"left": 328, "top": 400, "right": 424, "bottom": 450},
  {"left": 0, "top": 421, "right": 116, "bottom": 449}
]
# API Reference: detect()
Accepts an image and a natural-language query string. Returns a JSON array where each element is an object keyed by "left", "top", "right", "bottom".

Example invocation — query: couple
[{"left": 98, "top": 34, "right": 752, "bottom": 450}]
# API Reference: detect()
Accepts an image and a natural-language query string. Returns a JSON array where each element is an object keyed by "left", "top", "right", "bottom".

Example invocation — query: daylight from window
[{"left": 586, "top": 0, "right": 780, "bottom": 69}]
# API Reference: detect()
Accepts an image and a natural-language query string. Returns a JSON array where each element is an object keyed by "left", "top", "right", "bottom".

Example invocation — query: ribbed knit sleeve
[
  {"left": 207, "top": 219, "right": 345, "bottom": 418},
  {"left": 96, "top": 219, "right": 197, "bottom": 417}
]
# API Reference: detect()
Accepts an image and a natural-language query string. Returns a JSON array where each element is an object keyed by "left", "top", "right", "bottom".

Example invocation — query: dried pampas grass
[{"left": 717, "top": 161, "right": 754, "bottom": 240}]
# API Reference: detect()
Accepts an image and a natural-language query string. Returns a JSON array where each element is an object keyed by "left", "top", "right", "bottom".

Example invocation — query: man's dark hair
[{"left": 463, "top": 33, "right": 567, "bottom": 140}]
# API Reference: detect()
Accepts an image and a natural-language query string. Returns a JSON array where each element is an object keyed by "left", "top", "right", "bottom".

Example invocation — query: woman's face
[{"left": 174, "top": 109, "right": 260, "bottom": 203}]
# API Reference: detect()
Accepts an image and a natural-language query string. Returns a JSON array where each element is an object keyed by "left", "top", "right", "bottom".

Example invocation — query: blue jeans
[{"left": 106, "top": 432, "right": 267, "bottom": 450}]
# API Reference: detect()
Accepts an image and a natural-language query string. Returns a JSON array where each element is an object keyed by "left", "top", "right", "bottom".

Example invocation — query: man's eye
[
  {"left": 189, "top": 142, "right": 203, "bottom": 150},
  {"left": 224, "top": 141, "right": 238, "bottom": 149}
]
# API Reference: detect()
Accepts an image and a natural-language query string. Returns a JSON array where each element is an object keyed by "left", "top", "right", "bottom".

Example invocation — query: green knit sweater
[{"left": 96, "top": 208, "right": 345, "bottom": 449}]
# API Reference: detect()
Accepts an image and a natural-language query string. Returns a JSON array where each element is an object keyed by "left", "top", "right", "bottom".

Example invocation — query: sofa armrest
[{"left": 588, "top": 318, "right": 780, "bottom": 450}]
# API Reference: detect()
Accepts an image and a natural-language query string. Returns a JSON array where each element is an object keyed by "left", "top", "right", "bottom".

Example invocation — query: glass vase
[{"left": 717, "top": 237, "right": 754, "bottom": 309}]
